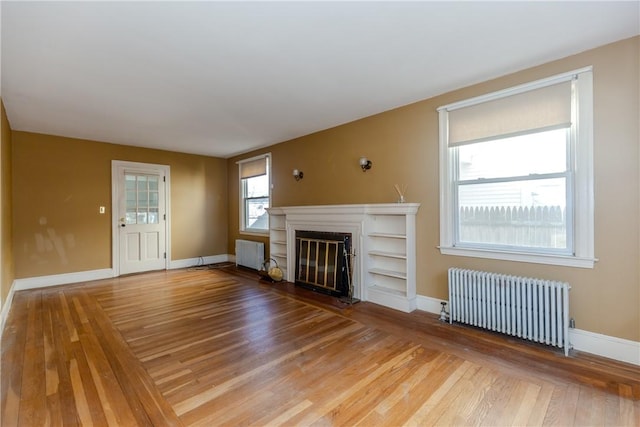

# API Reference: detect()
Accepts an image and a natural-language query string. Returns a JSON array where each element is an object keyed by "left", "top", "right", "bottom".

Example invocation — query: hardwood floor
[{"left": 2, "top": 266, "right": 639, "bottom": 426}]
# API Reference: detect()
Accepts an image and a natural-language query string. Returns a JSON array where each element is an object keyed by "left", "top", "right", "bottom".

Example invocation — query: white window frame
[
  {"left": 438, "top": 67, "right": 596, "bottom": 268},
  {"left": 238, "top": 153, "right": 271, "bottom": 235}
]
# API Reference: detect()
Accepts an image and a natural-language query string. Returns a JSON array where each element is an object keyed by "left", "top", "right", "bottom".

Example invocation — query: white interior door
[{"left": 113, "top": 161, "right": 169, "bottom": 275}]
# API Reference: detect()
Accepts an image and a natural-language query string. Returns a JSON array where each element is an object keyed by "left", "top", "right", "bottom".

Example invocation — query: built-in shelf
[
  {"left": 368, "top": 250, "right": 406, "bottom": 259},
  {"left": 368, "top": 232, "right": 407, "bottom": 239},
  {"left": 368, "top": 268, "right": 407, "bottom": 279}
]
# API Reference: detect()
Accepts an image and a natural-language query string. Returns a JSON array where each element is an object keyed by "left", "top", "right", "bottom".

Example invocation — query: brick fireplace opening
[{"left": 294, "top": 230, "right": 352, "bottom": 297}]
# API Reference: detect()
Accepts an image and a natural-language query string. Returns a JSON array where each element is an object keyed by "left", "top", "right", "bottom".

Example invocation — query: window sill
[
  {"left": 438, "top": 246, "right": 596, "bottom": 269},
  {"left": 240, "top": 229, "right": 269, "bottom": 237}
]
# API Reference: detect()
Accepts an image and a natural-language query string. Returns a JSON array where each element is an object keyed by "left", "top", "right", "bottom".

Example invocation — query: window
[
  {"left": 238, "top": 153, "right": 270, "bottom": 233},
  {"left": 125, "top": 173, "right": 160, "bottom": 225},
  {"left": 438, "top": 68, "right": 595, "bottom": 268}
]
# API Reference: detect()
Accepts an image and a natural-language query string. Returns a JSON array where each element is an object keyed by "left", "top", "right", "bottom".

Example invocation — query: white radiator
[
  {"left": 235, "top": 239, "right": 265, "bottom": 270},
  {"left": 448, "top": 268, "right": 571, "bottom": 356}
]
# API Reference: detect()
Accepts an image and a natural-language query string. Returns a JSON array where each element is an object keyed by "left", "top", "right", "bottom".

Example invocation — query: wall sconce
[
  {"left": 359, "top": 157, "right": 372, "bottom": 172},
  {"left": 293, "top": 169, "right": 304, "bottom": 181}
]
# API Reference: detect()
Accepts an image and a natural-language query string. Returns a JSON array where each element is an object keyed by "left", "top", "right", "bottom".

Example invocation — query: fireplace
[
  {"left": 294, "top": 230, "right": 352, "bottom": 297},
  {"left": 267, "top": 203, "right": 420, "bottom": 311}
]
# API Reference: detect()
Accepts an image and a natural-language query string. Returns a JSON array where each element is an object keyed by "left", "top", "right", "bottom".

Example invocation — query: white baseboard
[
  {"left": 169, "top": 254, "right": 232, "bottom": 270},
  {"left": 368, "top": 288, "right": 416, "bottom": 313},
  {"left": 10, "top": 254, "right": 234, "bottom": 291},
  {"left": 0, "top": 280, "right": 17, "bottom": 342},
  {"left": 13, "top": 268, "right": 115, "bottom": 291},
  {"left": 416, "top": 294, "right": 448, "bottom": 315},
  {"left": 415, "top": 295, "right": 640, "bottom": 366},
  {"left": 569, "top": 328, "right": 640, "bottom": 366}
]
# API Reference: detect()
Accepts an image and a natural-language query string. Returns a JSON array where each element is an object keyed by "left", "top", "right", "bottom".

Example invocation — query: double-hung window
[
  {"left": 438, "top": 68, "right": 595, "bottom": 268},
  {"left": 238, "top": 153, "right": 271, "bottom": 234}
]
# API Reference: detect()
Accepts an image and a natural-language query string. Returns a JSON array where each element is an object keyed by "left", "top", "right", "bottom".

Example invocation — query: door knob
[{"left": 120, "top": 224, "right": 126, "bottom": 227}]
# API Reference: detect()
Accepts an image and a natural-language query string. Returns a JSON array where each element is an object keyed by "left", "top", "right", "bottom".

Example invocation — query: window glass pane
[
  {"left": 125, "top": 210, "right": 137, "bottom": 224},
  {"left": 125, "top": 175, "right": 136, "bottom": 190},
  {"left": 458, "top": 129, "right": 567, "bottom": 181},
  {"left": 148, "top": 208, "right": 159, "bottom": 224},
  {"left": 137, "top": 176, "right": 147, "bottom": 190},
  {"left": 137, "top": 212, "right": 148, "bottom": 224},
  {"left": 245, "top": 174, "right": 269, "bottom": 197},
  {"left": 123, "top": 173, "right": 161, "bottom": 225},
  {"left": 458, "top": 177, "right": 567, "bottom": 208},
  {"left": 245, "top": 197, "right": 269, "bottom": 230},
  {"left": 149, "top": 192, "right": 159, "bottom": 208},
  {"left": 148, "top": 177, "right": 159, "bottom": 191},
  {"left": 458, "top": 178, "right": 567, "bottom": 249},
  {"left": 138, "top": 192, "right": 148, "bottom": 205},
  {"left": 126, "top": 199, "right": 137, "bottom": 211}
]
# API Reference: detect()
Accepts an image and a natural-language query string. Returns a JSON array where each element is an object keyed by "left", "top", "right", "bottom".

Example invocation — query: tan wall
[
  {"left": 12, "top": 132, "right": 228, "bottom": 278},
  {"left": 229, "top": 36, "right": 640, "bottom": 342},
  {"left": 1, "top": 100, "right": 15, "bottom": 308}
]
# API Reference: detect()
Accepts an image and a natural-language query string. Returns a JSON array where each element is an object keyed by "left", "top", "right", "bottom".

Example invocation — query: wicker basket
[{"left": 258, "top": 258, "right": 283, "bottom": 282}]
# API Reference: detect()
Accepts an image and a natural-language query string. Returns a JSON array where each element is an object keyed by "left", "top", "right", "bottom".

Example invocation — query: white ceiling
[{"left": 1, "top": 1, "right": 639, "bottom": 158}]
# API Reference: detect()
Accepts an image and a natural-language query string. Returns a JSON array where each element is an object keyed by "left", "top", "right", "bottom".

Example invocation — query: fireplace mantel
[
  {"left": 269, "top": 203, "right": 420, "bottom": 216},
  {"left": 266, "top": 203, "right": 420, "bottom": 312}
]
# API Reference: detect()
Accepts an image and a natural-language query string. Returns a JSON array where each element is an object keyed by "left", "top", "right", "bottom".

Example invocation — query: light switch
[{"left": 99, "top": 206, "right": 105, "bottom": 214}]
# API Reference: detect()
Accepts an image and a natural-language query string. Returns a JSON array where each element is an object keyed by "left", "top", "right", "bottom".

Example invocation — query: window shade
[
  {"left": 239, "top": 157, "right": 267, "bottom": 179},
  {"left": 448, "top": 80, "right": 572, "bottom": 146}
]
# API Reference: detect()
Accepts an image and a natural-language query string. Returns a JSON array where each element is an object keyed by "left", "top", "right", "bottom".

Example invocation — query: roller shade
[
  {"left": 448, "top": 80, "right": 572, "bottom": 146},
  {"left": 239, "top": 157, "right": 267, "bottom": 179}
]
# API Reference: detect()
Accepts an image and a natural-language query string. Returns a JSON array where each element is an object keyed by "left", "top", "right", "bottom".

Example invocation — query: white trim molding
[
  {"left": 13, "top": 268, "right": 115, "bottom": 291},
  {"left": 9, "top": 254, "right": 234, "bottom": 292},
  {"left": 111, "top": 160, "right": 171, "bottom": 277},
  {"left": 416, "top": 295, "right": 448, "bottom": 315},
  {"left": 438, "top": 246, "right": 597, "bottom": 269},
  {"left": 169, "top": 254, "right": 232, "bottom": 270},
  {"left": 417, "top": 295, "right": 640, "bottom": 366},
  {"left": 0, "top": 280, "right": 18, "bottom": 341},
  {"left": 569, "top": 328, "right": 640, "bottom": 366}
]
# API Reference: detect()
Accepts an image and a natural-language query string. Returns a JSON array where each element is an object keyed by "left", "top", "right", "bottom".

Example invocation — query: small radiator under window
[{"left": 235, "top": 239, "right": 265, "bottom": 270}]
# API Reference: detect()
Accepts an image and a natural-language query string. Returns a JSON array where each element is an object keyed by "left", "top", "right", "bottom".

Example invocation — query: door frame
[{"left": 111, "top": 160, "right": 171, "bottom": 276}]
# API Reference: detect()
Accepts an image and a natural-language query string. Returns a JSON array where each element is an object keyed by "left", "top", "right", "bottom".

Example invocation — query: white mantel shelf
[
  {"left": 270, "top": 203, "right": 420, "bottom": 215},
  {"left": 266, "top": 203, "right": 420, "bottom": 313}
]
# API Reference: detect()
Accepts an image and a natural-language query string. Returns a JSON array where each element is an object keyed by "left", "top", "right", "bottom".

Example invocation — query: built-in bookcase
[
  {"left": 267, "top": 208, "right": 287, "bottom": 278},
  {"left": 363, "top": 206, "right": 417, "bottom": 312}
]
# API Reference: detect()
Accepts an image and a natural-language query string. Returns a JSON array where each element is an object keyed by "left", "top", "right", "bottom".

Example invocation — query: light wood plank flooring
[{"left": 2, "top": 266, "right": 639, "bottom": 426}]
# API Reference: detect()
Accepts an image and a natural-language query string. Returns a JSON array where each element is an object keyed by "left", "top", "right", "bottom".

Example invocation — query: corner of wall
[
  {"left": 0, "top": 98, "right": 16, "bottom": 321},
  {"left": 0, "top": 280, "right": 17, "bottom": 342}
]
